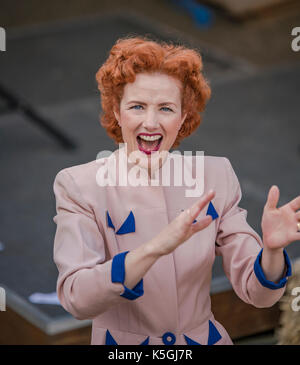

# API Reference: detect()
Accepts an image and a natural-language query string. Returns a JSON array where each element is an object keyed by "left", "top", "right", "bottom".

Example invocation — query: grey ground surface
[{"left": 0, "top": 10, "right": 299, "bottom": 334}]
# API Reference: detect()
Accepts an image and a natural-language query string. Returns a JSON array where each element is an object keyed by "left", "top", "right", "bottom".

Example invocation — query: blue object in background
[{"left": 171, "top": 0, "right": 214, "bottom": 28}]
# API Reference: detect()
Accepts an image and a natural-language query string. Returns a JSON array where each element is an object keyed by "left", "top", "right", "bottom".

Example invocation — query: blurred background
[{"left": 0, "top": 0, "right": 299, "bottom": 345}]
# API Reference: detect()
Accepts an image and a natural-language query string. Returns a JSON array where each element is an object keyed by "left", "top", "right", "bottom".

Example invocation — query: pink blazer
[{"left": 53, "top": 147, "right": 291, "bottom": 345}]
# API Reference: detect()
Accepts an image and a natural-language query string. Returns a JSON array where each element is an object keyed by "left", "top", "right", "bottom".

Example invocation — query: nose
[{"left": 143, "top": 109, "right": 159, "bottom": 130}]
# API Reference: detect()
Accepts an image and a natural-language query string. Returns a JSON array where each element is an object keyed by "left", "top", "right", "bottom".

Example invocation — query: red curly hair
[{"left": 95, "top": 36, "right": 211, "bottom": 149}]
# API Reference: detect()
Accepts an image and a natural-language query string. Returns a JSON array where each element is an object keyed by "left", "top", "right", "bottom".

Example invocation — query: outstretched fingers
[
  {"left": 191, "top": 215, "right": 213, "bottom": 233},
  {"left": 265, "top": 185, "right": 280, "bottom": 210},
  {"left": 290, "top": 231, "right": 300, "bottom": 243},
  {"left": 289, "top": 196, "right": 300, "bottom": 211}
]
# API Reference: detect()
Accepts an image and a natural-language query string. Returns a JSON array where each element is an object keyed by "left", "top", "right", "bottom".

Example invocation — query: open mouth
[{"left": 136, "top": 134, "right": 163, "bottom": 155}]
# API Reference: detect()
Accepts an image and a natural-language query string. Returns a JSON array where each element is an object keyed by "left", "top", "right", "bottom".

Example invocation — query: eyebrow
[{"left": 126, "top": 100, "right": 177, "bottom": 107}]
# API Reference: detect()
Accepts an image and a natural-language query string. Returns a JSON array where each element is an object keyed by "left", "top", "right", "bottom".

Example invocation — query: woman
[{"left": 53, "top": 36, "right": 300, "bottom": 345}]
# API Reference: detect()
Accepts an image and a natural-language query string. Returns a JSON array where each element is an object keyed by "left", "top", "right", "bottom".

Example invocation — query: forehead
[{"left": 122, "top": 72, "right": 182, "bottom": 102}]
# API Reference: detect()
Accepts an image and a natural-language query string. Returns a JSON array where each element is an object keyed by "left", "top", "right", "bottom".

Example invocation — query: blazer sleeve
[
  {"left": 215, "top": 158, "right": 292, "bottom": 308},
  {"left": 53, "top": 169, "right": 143, "bottom": 320}
]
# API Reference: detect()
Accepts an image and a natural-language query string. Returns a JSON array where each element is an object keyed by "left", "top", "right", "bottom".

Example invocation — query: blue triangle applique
[
  {"left": 207, "top": 320, "right": 222, "bottom": 345},
  {"left": 140, "top": 337, "right": 150, "bottom": 345},
  {"left": 183, "top": 321, "right": 222, "bottom": 346},
  {"left": 106, "top": 211, "right": 115, "bottom": 230},
  {"left": 105, "top": 329, "right": 118, "bottom": 345},
  {"left": 183, "top": 335, "right": 202, "bottom": 345},
  {"left": 116, "top": 211, "right": 135, "bottom": 235},
  {"left": 206, "top": 201, "right": 219, "bottom": 220},
  {"left": 105, "top": 330, "right": 149, "bottom": 345}
]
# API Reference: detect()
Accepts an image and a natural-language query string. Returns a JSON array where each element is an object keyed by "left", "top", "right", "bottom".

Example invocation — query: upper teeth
[{"left": 139, "top": 135, "right": 162, "bottom": 141}]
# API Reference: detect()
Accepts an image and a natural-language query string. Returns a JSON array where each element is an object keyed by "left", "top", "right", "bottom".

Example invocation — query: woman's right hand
[{"left": 151, "top": 190, "right": 216, "bottom": 256}]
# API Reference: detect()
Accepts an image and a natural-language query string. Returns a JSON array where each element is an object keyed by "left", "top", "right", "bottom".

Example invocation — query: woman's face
[{"left": 114, "top": 72, "right": 186, "bottom": 160}]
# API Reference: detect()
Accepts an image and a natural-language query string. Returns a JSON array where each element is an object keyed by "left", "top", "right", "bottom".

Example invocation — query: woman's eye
[
  {"left": 131, "top": 105, "right": 143, "bottom": 110},
  {"left": 161, "top": 107, "right": 173, "bottom": 112}
]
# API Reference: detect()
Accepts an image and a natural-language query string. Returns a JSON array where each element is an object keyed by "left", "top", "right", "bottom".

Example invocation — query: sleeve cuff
[
  {"left": 111, "top": 251, "right": 144, "bottom": 300},
  {"left": 254, "top": 248, "right": 292, "bottom": 290}
]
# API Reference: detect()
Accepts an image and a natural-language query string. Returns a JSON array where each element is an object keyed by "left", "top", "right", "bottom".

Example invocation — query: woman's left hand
[{"left": 261, "top": 185, "right": 300, "bottom": 251}]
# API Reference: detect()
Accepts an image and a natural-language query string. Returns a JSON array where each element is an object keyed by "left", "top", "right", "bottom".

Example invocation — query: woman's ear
[
  {"left": 180, "top": 113, "right": 187, "bottom": 127},
  {"left": 113, "top": 109, "right": 121, "bottom": 126}
]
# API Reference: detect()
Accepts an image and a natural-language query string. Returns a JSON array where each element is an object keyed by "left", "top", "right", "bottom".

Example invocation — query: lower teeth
[{"left": 138, "top": 137, "right": 161, "bottom": 151}]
